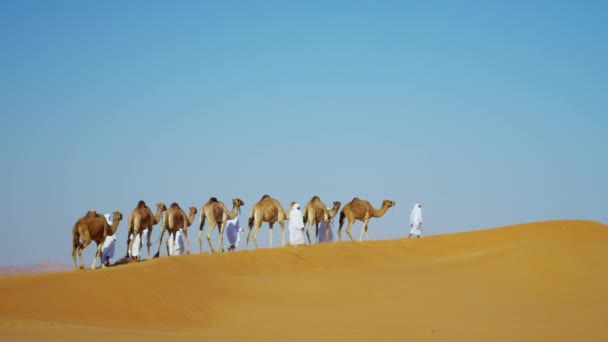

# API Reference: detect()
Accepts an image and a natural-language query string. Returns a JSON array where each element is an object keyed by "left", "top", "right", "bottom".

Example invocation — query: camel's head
[
  {"left": 233, "top": 198, "right": 245, "bottom": 207},
  {"left": 332, "top": 201, "right": 342, "bottom": 210},
  {"left": 189, "top": 207, "right": 198, "bottom": 215},
  {"left": 112, "top": 211, "right": 123, "bottom": 222},
  {"left": 382, "top": 200, "right": 396, "bottom": 208},
  {"left": 156, "top": 203, "right": 167, "bottom": 212}
]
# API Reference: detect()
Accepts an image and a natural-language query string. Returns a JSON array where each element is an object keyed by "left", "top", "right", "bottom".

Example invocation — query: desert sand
[{"left": 1, "top": 220, "right": 607, "bottom": 341}]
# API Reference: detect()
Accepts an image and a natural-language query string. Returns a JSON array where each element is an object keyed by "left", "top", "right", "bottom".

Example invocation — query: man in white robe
[
  {"left": 129, "top": 228, "right": 148, "bottom": 260},
  {"left": 408, "top": 202, "right": 423, "bottom": 238},
  {"left": 168, "top": 229, "right": 186, "bottom": 256},
  {"left": 288, "top": 202, "right": 305, "bottom": 246},
  {"left": 101, "top": 213, "right": 116, "bottom": 267},
  {"left": 318, "top": 208, "right": 334, "bottom": 243},
  {"left": 225, "top": 216, "right": 243, "bottom": 252}
]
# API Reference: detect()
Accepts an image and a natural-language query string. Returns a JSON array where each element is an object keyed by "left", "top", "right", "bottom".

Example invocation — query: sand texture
[{"left": 1, "top": 220, "right": 607, "bottom": 341}]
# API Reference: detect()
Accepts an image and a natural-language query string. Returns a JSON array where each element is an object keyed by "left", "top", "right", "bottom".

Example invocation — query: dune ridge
[{"left": 1, "top": 220, "right": 607, "bottom": 341}]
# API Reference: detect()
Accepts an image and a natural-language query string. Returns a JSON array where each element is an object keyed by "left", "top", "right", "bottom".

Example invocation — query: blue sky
[{"left": 1, "top": 1, "right": 606, "bottom": 266}]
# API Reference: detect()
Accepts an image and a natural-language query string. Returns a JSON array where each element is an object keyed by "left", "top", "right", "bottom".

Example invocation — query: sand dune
[
  {"left": 0, "top": 262, "right": 73, "bottom": 275},
  {"left": 1, "top": 220, "right": 607, "bottom": 341}
]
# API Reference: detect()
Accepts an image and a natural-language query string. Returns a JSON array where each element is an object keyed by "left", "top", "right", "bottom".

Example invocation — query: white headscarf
[
  {"left": 288, "top": 203, "right": 304, "bottom": 230},
  {"left": 104, "top": 213, "right": 112, "bottom": 225},
  {"left": 410, "top": 202, "right": 422, "bottom": 227}
]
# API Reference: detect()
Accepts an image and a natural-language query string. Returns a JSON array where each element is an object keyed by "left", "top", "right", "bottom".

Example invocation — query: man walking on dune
[{"left": 408, "top": 202, "right": 423, "bottom": 238}]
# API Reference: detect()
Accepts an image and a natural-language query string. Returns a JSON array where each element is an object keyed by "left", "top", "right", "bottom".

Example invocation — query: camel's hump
[{"left": 209, "top": 197, "right": 218, "bottom": 202}]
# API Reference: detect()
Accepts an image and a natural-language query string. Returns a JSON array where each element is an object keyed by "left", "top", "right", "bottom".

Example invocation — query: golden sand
[{"left": 1, "top": 220, "right": 607, "bottom": 341}]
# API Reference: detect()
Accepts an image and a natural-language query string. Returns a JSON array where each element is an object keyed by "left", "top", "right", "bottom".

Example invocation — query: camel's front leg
[
  {"left": 359, "top": 219, "right": 370, "bottom": 241},
  {"left": 345, "top": 220, "right": 356, "bottom": 241},
  {"left": 90, "top": 243, "right": 103, "bottom": 270},
  {"left": 182, "top": 228, "right": 190, "bottom": 254},
  {"left": 146, "top": 228, "right": 152, "bottom": 258},
  {"left": 279, "top": 221, "right": 286, "bottom": 247},
  {"left": 153, "top": 225, "right": 167, "bottom": 258},
  {"left": 206, "top": 223, "right": 217, "bottom": 253},
  {"left": 218, "top": 222, "right": 227, "bottom": 252}
]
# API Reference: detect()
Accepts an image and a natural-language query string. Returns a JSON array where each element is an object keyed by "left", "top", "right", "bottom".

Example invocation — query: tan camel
[
  {"left": 126, "top": 201, "right": 166, "bottom": 261},
  {"left": 338, "top": 198, "right": 396, "bottom": 241},
  {"left": 71, "top": 210, "right": 123, "bottom": 270},
  {"left": 199, "top": 197, "right": 245, "bottom": 253},
  {"left": 246, "top": 194, "right": 289, "bottom": 249},
  {"left": 154, "top": 203, "right": 197, "bottom": 257},
  {"left": 302, "top": 196, "right": 342, "bottom": 243}
]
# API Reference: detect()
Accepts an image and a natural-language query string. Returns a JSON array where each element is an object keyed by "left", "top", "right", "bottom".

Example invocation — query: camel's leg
[
  {"left": 279, "top": 221, "right": 286, "bottom": 247},
  {"left": 305, "top": 220, "right": 313, "bottom": 244},
  {"left": 206, "top": 222, "right": 217, "bottom": 253},
  {"left": 154, "top": 226, "right": 167, "bottom": 258},
  {"left": 183, "top": 229, "right": 190, "bottom": 254},
  {"left": 72, "top": 245, "right": 79, "bottom": 269},
  {"left": 198, "top": 228, "right": 204, "bottom": 253},
  {"left": 338, "top": 221, "right": 345, "bottom": 241},
  {"left": 252, "top": 221, "right": 262, "bottom": 249},
  {"left": 359, "top": 219, "right": 370, "bottom": 241},
  {"left": 166, "top": 232, "right": 172, "bottom": 255},
  {"left": 146, "top": 228, "right": 152, "bottom": 258},
  {"left": 78, "top": 240, "right": 92, "bottom": 269},
  {"left": 218, "top": 222, "right": 227, "bottom": 253},
  {"left": 90, "top": 243, "right": 102, "bottom": 270},
  {"left": 269, "top": 226, "right": 273, "bottom": 249},
  {"left": 344, "top": 220, "right": 356, "bottom": 241},
  {"left": 246, "top": 226, "right": 253, "bottom": 249},
  {"left": 78, "top": 230, "right": 92, "bottom": 269}
]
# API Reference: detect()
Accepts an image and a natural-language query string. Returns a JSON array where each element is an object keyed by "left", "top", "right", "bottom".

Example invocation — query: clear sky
[{"left": 1, "top": 1, "right": 606, "bottom": 266}]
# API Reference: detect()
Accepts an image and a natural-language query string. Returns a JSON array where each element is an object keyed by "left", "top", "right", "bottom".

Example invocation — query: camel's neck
[
  {"left": 187, "top": 211, "right": 196, "bottom": 227},
  {"left": 109, "top": 219, "right": 120, "bottom": 235},
  {"left": 371, "top": 204, "right": 391, "bottom": 218},
  {"left": 153, "top": 208, "right": 164, "bottom": 225},
  {"left": 226, "top": 204, "right": 240, "bottom": 220},
  {"left": 328, "top": 207, "right": 340, "bottom": 219}
]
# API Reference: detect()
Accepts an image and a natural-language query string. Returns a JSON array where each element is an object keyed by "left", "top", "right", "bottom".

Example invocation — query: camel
[
  {"left": 126, "top": 201, "right": 166, "bottom": 261},
  {"left": 246, "top": 194, "right": 289, "bottom": 249},
  {"left": 154, "top": 203, "right": 197, "bottom": 257},
  {"left": 302, "top": 196, "right": 341, "bottom": 243},
  {"left": 199, "top": 197, "right": 245, "bottom": 253},
  {"left": 338, "top": 198, "right": 396, "bottom": 241},
  {"left": 72, "top": 210, "right": 123, "bottom": 270}
]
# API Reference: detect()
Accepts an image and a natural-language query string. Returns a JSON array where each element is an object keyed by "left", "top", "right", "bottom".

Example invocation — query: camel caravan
[{"left": 71, "top": 195, "right": 396, "bottom": 270}]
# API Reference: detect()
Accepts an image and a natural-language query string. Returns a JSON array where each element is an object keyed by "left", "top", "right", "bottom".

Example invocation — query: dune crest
[{"left": 1, "top": 220, "right": 607, "bottom": 341}]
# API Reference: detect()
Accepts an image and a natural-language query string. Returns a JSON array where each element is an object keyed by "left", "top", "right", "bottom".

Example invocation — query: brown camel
[
  {"left": 199, "top": 197, "right": 245, "bottom": 253},
  {"left": 126, "top": 201, "right": 166, "bottom": 261},
  {"left": 302, "top": 196, "right": 342, "bottom": 243},
  {"left": 246, "top": 194, "right": 289, "bottom": 249},
  {"left": 338, "top": 198, "right": 396, "bottom": 241},
  {"left": 71, "top": 210, "right": 123, "bottom": 270},
  {"left": 154, "top": 203, "right": 197, "bottom": 257}
]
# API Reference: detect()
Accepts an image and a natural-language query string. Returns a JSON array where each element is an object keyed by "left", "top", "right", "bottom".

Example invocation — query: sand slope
[{"left": 1, "top": 220, "right": 607, "bottom": 341}]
